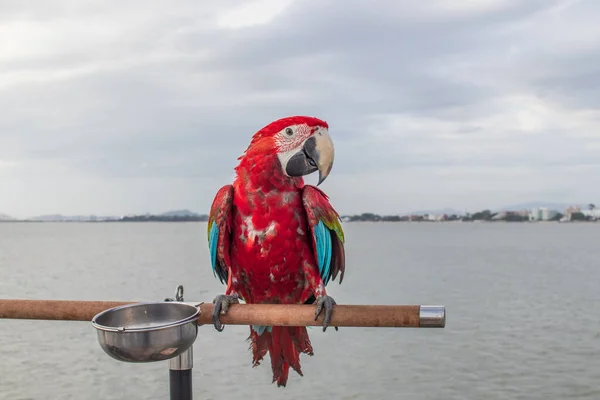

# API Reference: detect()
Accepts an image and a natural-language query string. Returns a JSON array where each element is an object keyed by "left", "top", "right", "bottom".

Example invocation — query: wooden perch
[{"left": 0, "top": 299, "right": 445, "bottom": 328}]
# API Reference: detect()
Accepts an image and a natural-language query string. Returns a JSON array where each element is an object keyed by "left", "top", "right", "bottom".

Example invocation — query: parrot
[{"left": 207, "top": 115, "right": 346, "bottom": 387}]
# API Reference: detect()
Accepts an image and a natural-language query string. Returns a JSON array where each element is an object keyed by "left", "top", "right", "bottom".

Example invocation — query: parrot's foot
[
  {"left": 212, "top": 293, "right": 240, "bottom": 332},
  {"left": 314, "top": 295, "right": 338, "bottom": 332}
]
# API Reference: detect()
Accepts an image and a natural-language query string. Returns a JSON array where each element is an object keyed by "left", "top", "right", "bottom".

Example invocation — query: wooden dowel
[
  {"left": 198, "top": 303, "right": 422, "bottom": 327},
  {"left": 0, "top": 299, "right": 445, "bottom": 328},
  {"left": 0, "top": 299, "right": 135, "bottom": 321}
]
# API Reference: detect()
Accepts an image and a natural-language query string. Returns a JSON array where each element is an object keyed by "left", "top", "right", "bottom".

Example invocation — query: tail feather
[
  {"left": 249, "top": 329, "right": 270, "bottom": 367},
  {"left": 248, "top": 325, "right": 314, "bottom": 387},
  {"left": 270, "top": 327, "right": 285, "bottom": 384},
  {"left": 281, "top": 327, "right": 302, "bottom": 375},
  {"left": 291, "top": 325, "right": 314, "bottom": 355}
]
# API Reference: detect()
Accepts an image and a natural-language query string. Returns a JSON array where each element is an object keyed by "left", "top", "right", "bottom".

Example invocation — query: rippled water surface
[{"left": 1, "top": 222, "right": 599, "bottom": 399}]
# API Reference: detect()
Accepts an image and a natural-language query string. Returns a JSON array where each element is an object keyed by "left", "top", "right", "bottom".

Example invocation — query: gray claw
[
  {"left": 212, "top": 293, "right": 239, "bottom": 332},
  {"left": 314, "top": 295, "right": 338, "bottom": 332}
]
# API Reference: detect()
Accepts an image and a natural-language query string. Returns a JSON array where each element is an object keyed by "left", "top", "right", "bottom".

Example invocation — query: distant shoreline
[
  {"left": 1, "top": 208, "right": 598, "bottom": 223},
  {"left": 1, "top": 219, "right": 597, "bottom": 224}
]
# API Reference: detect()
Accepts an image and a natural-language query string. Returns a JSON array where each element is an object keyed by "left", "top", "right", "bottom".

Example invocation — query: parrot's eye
[{"left": 285, "top": 127, "right": 294, "bottom": 136}]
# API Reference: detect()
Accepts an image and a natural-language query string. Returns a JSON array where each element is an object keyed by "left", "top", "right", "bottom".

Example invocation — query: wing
[
  {"left": 207, "top": 185, "right": 235, "bottom": 285},
  {"left": 301, "top": 185, "right": 346, "bottom": 286}
]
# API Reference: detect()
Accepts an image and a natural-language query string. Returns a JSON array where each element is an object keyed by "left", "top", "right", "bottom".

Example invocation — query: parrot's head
[{"left": 242, "top": 116, "right": 335, "bottom": 185}]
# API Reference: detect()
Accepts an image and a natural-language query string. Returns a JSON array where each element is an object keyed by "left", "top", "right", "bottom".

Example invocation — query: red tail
[{"left": 248, "top": 326, "right": 314, "bottom": 387}]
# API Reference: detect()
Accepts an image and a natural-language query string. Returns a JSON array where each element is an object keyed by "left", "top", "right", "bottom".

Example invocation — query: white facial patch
[{"left": 275, "top": 124, "right": 326, "bottom": 176}]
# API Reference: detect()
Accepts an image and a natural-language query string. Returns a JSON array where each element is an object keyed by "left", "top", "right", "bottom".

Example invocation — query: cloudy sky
[{"left": 1, "top": 0, "right": 599, "bottom": 218}]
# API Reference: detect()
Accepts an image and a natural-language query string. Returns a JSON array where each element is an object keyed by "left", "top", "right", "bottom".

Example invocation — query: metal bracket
[{"left": 165, "top": 285, "right": 184, "bottom": 302}]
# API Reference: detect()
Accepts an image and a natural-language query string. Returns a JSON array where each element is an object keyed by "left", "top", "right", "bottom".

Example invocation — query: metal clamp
[{"left": 165, "top": 285, "right": 184, "bottom": 302}]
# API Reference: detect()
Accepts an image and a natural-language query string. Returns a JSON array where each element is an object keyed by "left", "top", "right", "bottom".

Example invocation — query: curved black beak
[{"left": 285, "top": 130, "right": 334, "bottom": 185}]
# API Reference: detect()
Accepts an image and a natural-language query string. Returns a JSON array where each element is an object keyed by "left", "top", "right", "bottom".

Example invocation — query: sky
[{"left": 1, "top": 0, "right": 599, "bottom": 218}]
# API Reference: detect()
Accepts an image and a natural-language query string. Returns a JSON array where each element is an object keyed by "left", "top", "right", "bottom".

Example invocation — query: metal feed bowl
[{"left": 91, "top": 302, "right": 200, "bottom": 363}]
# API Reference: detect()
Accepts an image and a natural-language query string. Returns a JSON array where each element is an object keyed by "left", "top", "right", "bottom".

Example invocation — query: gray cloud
[{"left": 1, "top": 0, "right": 599, "bottom": 217}]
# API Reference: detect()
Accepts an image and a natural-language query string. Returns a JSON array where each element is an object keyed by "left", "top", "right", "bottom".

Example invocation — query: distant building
[
  {"left": 581, "top": 209, "right": 600, "bottom": 220},
  {"left": 562, "top": 205, "right": 581, "bottom": 221},
  {"left": 542, "top": 208, "right": 558, "bottom": 220},
  {"left": 492, "top": 211, "right": 507, "bottom": 220},
  {"left": 529, "top": 207, "right": 558, "bottom": 221},
  {"left": 423, "top": 213, "right": 448, "bottom": 221}
]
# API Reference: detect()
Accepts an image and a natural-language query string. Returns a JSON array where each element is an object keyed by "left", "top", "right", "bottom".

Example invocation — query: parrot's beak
[{"left": 284, "top": 129, "right": 335, "bottom": 185}]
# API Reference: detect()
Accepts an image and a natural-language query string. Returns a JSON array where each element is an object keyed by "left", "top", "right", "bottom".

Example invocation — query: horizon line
[{"left": 1, "top": 201, "right": 596, "bottom": 221}]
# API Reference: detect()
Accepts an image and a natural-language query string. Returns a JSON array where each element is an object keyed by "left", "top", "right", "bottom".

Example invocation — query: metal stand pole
[
  {"left": 165, "top": 285, "right": 193, "bottom": 400},
  {"left": 169, "top": 347, "right": 193, "bottom": 400}
]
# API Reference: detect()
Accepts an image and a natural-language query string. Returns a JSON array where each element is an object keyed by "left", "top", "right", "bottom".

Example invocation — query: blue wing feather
[
  {"left": 207, "top": 184, "right": 234, "bottom": 286},
  {"left": 208, "top": 221, "right": 222, "bottom": 282},
  {"left": 315, "top": 220, "right": 333, "bottom": 285},
  {"left": 301, "top": 185, "right": 346, "bottom": 288}
]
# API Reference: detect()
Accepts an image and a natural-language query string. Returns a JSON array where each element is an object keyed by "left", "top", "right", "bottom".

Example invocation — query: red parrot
[{"left": 207, "top": 116, "right": 345, "bottom": 387}]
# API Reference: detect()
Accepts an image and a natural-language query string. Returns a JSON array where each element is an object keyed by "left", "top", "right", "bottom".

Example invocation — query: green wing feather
[
  {"left": 302, "top": 185, "right": 346, "bottom": 285},
  {"left": 207, "top": 185, "right": 234, "bottom": 285}
]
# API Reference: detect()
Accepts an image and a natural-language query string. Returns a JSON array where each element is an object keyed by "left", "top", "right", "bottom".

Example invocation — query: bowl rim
[{"left": 91, "top": 301, "right": 200, "bottom": 333}]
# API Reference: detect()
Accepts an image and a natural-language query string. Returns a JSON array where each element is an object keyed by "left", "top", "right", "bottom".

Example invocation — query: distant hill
[
  {"left": 159, "top": 209, "right": 201, "bottom": 217},
  {"left": 17, "top": 210, "right": 206, "bottom": 222},
  {"left": 0, "top": 213, "right": 15, "bottom": 221},
  {"left": 121, "top": 210, "right": 207, "bottom": 222},
  {"left": 27, "top": 214, "right": 119, "bottom": 222},
  {"left": 27, "top": 214, "right": 66, "bottom": 221}
]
